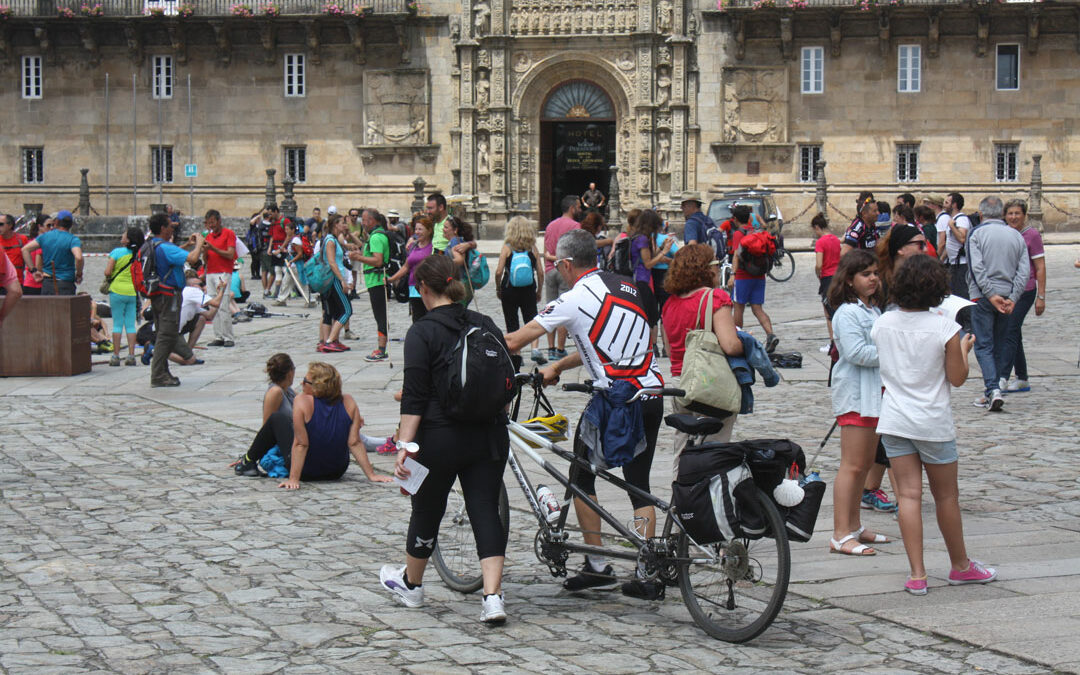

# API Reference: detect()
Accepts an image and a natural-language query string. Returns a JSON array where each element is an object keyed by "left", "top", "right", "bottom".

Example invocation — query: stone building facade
[{"left": 2, "top": 0, "right": 1078, "bottom": 232}]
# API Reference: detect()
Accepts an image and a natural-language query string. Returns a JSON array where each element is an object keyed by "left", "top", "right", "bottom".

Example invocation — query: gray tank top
[{"left": 270, "top": 385, "right": 296, "bottom": 418}]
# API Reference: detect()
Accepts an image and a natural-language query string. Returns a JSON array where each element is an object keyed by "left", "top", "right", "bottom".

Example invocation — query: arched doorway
[{"left": 538, "top": 80, "right": 618, "bottom": 226}]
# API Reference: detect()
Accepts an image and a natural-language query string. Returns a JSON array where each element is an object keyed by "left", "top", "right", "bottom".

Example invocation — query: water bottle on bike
[{"left": 535, "top": 484, "right": 561, "bottom": 524}]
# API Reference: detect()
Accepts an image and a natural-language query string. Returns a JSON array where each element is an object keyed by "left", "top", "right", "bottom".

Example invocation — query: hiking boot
[
  {"left": 364, "top": 349, "right": 389, "bottom": 362},
  {"left": 109, "top": 354, "right": 121, "bottom": 367},
  {"left": 233, "top": 453, "right": 263, "bottom": 477},
  {"left": 151, "top": 376, "right": 181, "bottom": 388},
  {"left": 861, "top": 489, "right": 897, "bottom": 513},
  {"left": 379, "top": 564, "right": 424, "bottom": 608},
  {"left": 124, "top": 355, "right": 137, "bottom": 367},
  {"left": 621, "top": 578, "right": 665, "bottom": 601},
  {"left": 480, "top": 593, "right": 507, "bottom": 624},
  {"left": 948, "top": 559, "right": 997, "bottom": 585},
  {"left": 765, "top": 333, "right": 779, "bottom": 354},
  {"left": 563, "top": 563, "right": 618, "bottom": 592},
  {"left": 208, "top": 338, "right": 225, "bottom": 347}
]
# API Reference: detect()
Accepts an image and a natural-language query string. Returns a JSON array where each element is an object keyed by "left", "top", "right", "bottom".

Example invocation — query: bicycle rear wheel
[
  {"left": 677, "top": 489, "right": 790, "bottom": 643},
  {"left": 431, "top": 480, "right": 510, "bottom": 594},
  {"left": 767, "top": 250, "right": 795, "bottom": 282}
]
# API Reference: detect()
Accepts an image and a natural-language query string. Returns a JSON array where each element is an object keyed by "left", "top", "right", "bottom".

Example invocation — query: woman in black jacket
[{"left": 378, "top": 255, "right": 511, "bottom": 624}]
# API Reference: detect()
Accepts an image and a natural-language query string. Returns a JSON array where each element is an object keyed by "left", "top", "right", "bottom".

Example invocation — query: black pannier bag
[
  {"left": 782, "top": 480, "right": 826, "bottom": 543},
  {"left": 741, "top": 438, "right": 826, "bottom": 543},
  {"left": 672, "top": 442, "right": 767, "bottom": 544}
]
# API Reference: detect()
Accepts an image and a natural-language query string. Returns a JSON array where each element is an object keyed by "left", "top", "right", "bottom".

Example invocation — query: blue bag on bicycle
[{"left": 577, "top": 380, "right": 646, "bottom": 469}]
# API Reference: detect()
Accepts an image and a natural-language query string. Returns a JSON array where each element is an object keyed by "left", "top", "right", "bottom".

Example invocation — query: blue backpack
[
  {"left": 303, "top": 235, "right": 336, "bottom": 295},
  {"left": 507, "top": 249, "right": 534, "bottom": 287},
  {"left": 466, "top": 249, "right": 490, "bottom": 289}
]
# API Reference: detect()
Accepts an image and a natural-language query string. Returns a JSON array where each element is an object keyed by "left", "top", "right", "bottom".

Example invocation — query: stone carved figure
[
  {"left": 473, "top": 0, "right": 491, "bottom": 38},
  {"left": 657, "top": 132, "right": 671, "bottom": 174},
  {"left": 449, "top": 16, "right": 461, "bottom": 41},
  {"left": 617, "top": 51, "right": 635, "bottom": 71},
  {"left": 657, "top": 0, "right": 673, "bottom": 34},
  {"left": 722, "top": 67, "right": 789, "bottom": 144},
  {"left": 364, "top": 70, "right": 430, "bottom": 146},
  {"left": 477, "top": 137, "right": 490, "bottom": 175},
  {"left": 656, "top": 66, "right": 671, "bottom": 108},
  {"left": 476, "top": 70, "right": 490, "bottom": 109},
  {"left": 513, "top": 52, "right": 531, "bottom": 72}
]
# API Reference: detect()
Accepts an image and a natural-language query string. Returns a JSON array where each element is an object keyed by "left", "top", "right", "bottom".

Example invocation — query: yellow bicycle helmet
[{"left": 518, "top": 413, "right": 569, "bottom": 448}]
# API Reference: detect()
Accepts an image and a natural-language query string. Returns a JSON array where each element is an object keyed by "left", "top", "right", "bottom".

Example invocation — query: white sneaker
[
  {"left": 480, "top": 593, "right": 506, "bottom": 624},
  {"left": 988, "top": 389, "right": 1005, "bottom": 412},
  {"left": 818, "top": 343, "right": 831, "bottom": 354},
  {"left": 379, "top": 564, "right": 424, "bottom": 608},
  {"left": 998, "top": 377, "right": 1008, "bottom": 391},
  {"left": 1007, "top": 379, "right": 1030, "bottom": 393}
]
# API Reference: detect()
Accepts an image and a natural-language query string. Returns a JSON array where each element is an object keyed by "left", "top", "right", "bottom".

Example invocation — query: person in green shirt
[
  {"left": 349, "top": 208, "right": 391, "bottom": 362},
  {"left": 426, "top": 192, "right": 451, "bottom": 252}
]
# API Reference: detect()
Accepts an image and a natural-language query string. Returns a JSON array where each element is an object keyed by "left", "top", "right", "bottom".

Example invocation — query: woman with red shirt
[{"left": 661, "top": 244, "right": 743, "bottom": 478}]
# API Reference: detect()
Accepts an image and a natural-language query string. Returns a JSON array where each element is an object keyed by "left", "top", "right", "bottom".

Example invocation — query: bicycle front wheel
[
  {"left": 431, "top": 479, "right": 510, "bottom": 594},
  {"left": 677, "top": 489, "right": 790, "bottom": 643},
  {"left": 767, "top": 250, "right": 795, "bottom": 282}
]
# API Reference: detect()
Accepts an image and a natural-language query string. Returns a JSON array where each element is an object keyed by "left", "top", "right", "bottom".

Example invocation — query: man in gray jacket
[{"left": 966, "top": 195, "right": 1029, "bottom": 411}]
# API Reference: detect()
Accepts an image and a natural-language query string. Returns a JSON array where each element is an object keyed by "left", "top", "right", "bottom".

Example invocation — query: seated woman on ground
[{"left": 232, "top": 361, "right": 393, "bottom": 488}]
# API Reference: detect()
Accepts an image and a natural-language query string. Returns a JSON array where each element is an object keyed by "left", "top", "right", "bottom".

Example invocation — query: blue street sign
[{"left": 184, "top": 164, "right": 197, "bottom": 178}]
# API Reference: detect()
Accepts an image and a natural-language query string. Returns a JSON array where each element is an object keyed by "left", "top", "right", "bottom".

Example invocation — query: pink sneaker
[
  {"left": 904, "top": 576, "right": 928, "bottom": 595},
  {"left": 377, "top": 437, "right": 397, "bottom": 455},
  {"left": 948, "top": 559, "right": 997, "bottom": 585}
]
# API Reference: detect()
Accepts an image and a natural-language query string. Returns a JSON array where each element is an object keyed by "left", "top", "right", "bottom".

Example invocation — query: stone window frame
[
  {"left": 21, "top": 56, "right": 43, "bottom": 100},
  {"left": 800, "top": 46, "right": 824, "bottom": 95},
  {"left": 897, "top": 45, "right": 921, "bottom": 94},
  {"left": 151, "top": 145, "right": 174, "bottom": 184},
  {"left": 22, "top": 147, "right": 44, "bottom": 184},
  {"left": 995, "top": 44, "right": 1020, "bottom": 91},
  {"left": 152, "top": 55, "right": 173, "bottom": 100},
  {"left": 994, "top": 142, "right": 1020, "bottom": 183},
  {"left": 896, "top": 143, "right": 920, "bottom": 183},
  {"left": 798, "top": 145, "right": 821, "bottom": 183},
  {"left": 284, "top": 54, "right": 305, "bottom": 98},
  {"left": 284, "top": 146, "right": 307, "bottom": 184}
]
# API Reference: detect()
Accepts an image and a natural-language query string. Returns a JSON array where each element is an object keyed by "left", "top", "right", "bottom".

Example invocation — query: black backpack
[
  {"left": 429, "top": 310, "right": 517, "bottom": 423},
  {"left": 383, "top": 229, "right": 407, "bottom": 276},
  {"left": 610, "top": 237, "right": 633, "bottom": 277}
]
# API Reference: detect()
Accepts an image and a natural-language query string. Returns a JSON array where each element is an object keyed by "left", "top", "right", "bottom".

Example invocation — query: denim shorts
[
  {"left": 734, "top": 277, "right": 766, "bottom": 305},
  {"left": 880, "top": 434, "right": 958, "bottom": 465}
]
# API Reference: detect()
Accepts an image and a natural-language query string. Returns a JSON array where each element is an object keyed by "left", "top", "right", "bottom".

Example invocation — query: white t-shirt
[
  {"left": 179, "top": 286, "right": 209, "bottom": 327},
  {"left": 944, "top": 212, "right": 971, "bottom": 264},
  {"left": 534, "top": 269, "right": 663, "bottom": 390},
  {"left": 871, "top": 310, "right": 961, "bottom": 442}
]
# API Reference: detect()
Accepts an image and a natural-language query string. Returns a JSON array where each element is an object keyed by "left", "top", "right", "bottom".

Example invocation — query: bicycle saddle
[{"left": 664, "top": 413, "right": 731, "bottom": 437}]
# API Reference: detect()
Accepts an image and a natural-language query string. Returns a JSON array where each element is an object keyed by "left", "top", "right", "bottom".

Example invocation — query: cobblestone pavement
[{"left": 2, "top": 246, "right": 1078, "bottom": 674}]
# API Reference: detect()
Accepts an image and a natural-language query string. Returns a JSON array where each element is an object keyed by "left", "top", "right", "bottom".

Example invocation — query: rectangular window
[
  {"left": 22, "top": 56, "right": 42, "bottom": 100},
  {"left": 151, "top": 145, "right": 173, "bottom": 183},
  {"left": 798, "top": 145, "right": 822, "bottom": 183},
  {"left": 284, "top": 54, "right": 305, "bottom": 97},
  {"left": 284, "top": 146, "right": 307, "bottom": 183},
  {"left": 152, "top": 55, "right": 173, "bottom": 99},
  {"left": 995, "top": 143, "right": 1019, "bottom": 182},
  {"left": 896, "top": 143, "right": 919, "bottom": 182},
  {"left": 801, "top": 47, "right": 824, "bottom": 94},
  {"left": 22, "top": 147, "right": 44, "bottom": 184},
  {"left": 898, "top": 45, "right": 921, "bottom": 93},
  {"left": 996, "top": 44, "right": 1019, "bottom": 91}
]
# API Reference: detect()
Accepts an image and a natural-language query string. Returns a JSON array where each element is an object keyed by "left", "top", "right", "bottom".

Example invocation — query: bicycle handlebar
[{"left": 561, "top": 382, "right": 685, "bottom": 402}]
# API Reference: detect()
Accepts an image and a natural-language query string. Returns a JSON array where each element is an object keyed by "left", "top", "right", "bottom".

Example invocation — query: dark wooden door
[{"left": 539, "top": 121, "right": 554, "bottom": 228}]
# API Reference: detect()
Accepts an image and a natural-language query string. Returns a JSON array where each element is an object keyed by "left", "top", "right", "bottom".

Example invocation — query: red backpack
[
  {"left": 737, "top": 232, "right": 777, "bottom": 277},
  {"left": 132, "top": 240, "right": 177, "bottom": 297},
  {"left": 299, "top": 235, "right": 314, "bottom": 261}
]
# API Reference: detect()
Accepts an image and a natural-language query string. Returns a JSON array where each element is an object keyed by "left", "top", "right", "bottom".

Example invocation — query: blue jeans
[
  {"left": 998, "top": 288, "right": 1035, "bottom": 382},
  {"left": 971, "top": 297, "right": 1011, "bottom": 397}
]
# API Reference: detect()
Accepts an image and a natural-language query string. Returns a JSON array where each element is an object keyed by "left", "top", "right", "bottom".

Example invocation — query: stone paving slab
[{"left": 1, "top": 246, "right": 1079, "bottom": 673}]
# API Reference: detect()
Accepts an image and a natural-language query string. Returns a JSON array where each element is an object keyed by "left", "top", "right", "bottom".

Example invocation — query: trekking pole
[{"left": 807, "top": 420, "right": 838, "bottom": 470}]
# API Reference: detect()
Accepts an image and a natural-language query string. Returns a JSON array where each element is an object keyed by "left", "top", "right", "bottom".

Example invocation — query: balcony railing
[
  {"left": 1, "top": 0, "right": 411, "bottom": 18},
  {"left": 716, "top": 0, "right": 1037, "bottom": 8}
]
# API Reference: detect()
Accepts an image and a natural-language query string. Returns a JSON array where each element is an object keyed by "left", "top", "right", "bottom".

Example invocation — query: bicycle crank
[{"left": 534, "top": 530, "right": 569, "bottom": 577}]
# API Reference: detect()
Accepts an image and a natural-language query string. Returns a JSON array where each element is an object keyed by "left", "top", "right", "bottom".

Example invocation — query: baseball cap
[
  {"left": 55, "top": 209, "right": 73, "bottom": 220},
  {"left": 327, "top": 205, "right": 338, "bottom": 214}
]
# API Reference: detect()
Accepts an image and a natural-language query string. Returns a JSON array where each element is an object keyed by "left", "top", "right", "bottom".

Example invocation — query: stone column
[
  {"left": 263, "top": 168, "right": 278, "bottom": 210},
  {"left": 411, "top": 176, "right": 427, "bottom": 215},
  {"left": 607, "top": 165, "right": 622, "bottom": 228},
  {"left": 1028, "top": 153, "right": 1044, "bottom": 229},
  {"left": 814, "top": 160, "right": 828, "bottom": 216},
  {"left": 77, "top": 169, "right": 91, "bottom": 216},
  {"left": 281, "top": 177, "right": 297, "bottom": 221}
]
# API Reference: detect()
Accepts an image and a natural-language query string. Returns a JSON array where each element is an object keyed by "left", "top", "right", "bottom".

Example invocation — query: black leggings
[
  {"left": 368, "top": 284, "right": 388, "bottom": 336},
  {"left": 500, "top": 284, "right": 538, "bottom": 332},
  {"left": 570, "top": 396, "right": 663, "bottom": 510},
  {"left": 409, "top": 297, "right": 427, "bottom": 323},
  {"left": 246, "top": 411, "right": 347, "bottom": 481},
  {"left": 405, "top": 428, "right": 509, "bottom": 560}
]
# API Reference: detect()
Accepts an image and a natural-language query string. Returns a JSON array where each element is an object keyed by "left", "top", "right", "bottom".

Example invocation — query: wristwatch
[{"left": 1036, "top": 294, "right": 1045, "bottom": 300}]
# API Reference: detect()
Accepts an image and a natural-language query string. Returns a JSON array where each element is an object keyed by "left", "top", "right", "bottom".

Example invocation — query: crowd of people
[{"left": 0, "top": 184, "right": 1063, "bottom": 623}]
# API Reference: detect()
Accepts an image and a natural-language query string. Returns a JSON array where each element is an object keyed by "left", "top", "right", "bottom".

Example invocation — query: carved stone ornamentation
[
  {"left": 656, "top": 66, "right": 671, "bottom": 108},
  {"left": 657, "top": 132, "right": 671, "bottom": 175},
  {"left": 259, "top": 21, "right": 275, "bottom": 65},
  {"left": 476, "top": 70, "right": 490, "bottom": 111},
  {"left": 510, "top": 0, "right": 636, "bottom": 37},
  {"left": 513, "top": 51, "right": 531, "bottom": 73},
  {"left": 363, "top": 70, "right": 430, "bottom": 145},
  {"left": 721, "top": 67, "right": 789, "bottom": 144},
  {"left": 124, "top": 23, "right": 142, "bottom": 63},
  {"left": 210, "top": 21, "right": 229, "bottom": 65},
  {"left": 657, "top": 45, "right": 671, "bottom": 66},
  {"left": 302, "top": 20, "right": 320, "bottom": 66},
  {"left": 616, "top": 51, "right": 635, "bottom": 71},
  {"left": 657, "top": 0, "right": 673, "bottom": 35},
  {"left": 928, "top": 10, "right": 940, "bottom": 58},
  {"left": 976, "top": 12, "right": 989, "bottom": 57},
  {"left": 78, "top": 23, "right": 100, "bottom": 66},
  {"left": 474, "top": 0, "right": 491, "bottom": 38},
  {"left": 345, "top": 18, "right": 366, "bottom": 65},
  {"left": 829, "top": 12, "right": 842, "bottom": 58}
]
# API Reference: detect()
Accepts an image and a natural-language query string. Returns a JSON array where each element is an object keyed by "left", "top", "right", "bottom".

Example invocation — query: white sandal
[
  {"left": 852, "top": 525, "right": 891, "bottom": 544},
  {"left": 829, "top": 533, "right": 875, "bottom": 556}
]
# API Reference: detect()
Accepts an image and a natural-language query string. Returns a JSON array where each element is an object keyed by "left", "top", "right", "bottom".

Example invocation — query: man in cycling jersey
[{"left": 505, "top": 228, "right": 667, "bottom": 601}]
